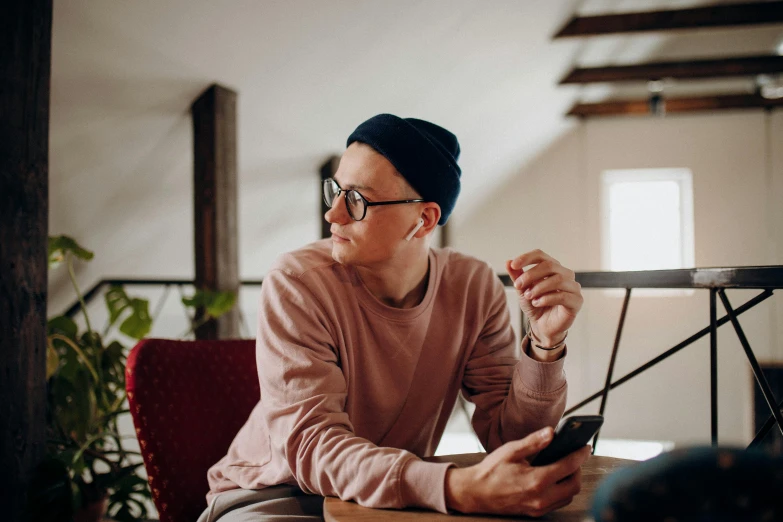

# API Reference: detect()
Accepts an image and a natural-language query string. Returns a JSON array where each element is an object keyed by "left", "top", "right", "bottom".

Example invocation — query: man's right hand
[{"left": 444, "top": 427, "right": 590, "bottom": 517}]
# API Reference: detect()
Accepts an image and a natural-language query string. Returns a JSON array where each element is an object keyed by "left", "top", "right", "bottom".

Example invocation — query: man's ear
[{"left": 418, "top": 203, "right": 441, "bottom": 237}]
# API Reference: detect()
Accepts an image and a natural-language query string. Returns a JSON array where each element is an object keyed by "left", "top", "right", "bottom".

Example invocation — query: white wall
[{"left": 454, "top": 109, "right": 783, "bottom": 447}]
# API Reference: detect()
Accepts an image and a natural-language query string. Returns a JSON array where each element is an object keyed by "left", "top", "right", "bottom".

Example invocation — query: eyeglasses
[{"left": 323, "top": 177, "right": 425, "bottom": 221}]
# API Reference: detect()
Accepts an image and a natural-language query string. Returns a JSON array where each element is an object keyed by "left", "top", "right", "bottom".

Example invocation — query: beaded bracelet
[{"left": 528, "top": 328, "right": 568, "bottom": 351}]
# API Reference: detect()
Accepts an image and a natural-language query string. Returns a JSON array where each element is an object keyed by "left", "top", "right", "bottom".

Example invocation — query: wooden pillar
[
  {"left": 319, "top": 155, "right": 339, "bottom": 239},
  {"left": 191, "top": 84, "right": 240, "bottom": 339},
  {"left": 439, "top": 222, "right": 451, "bottom": 248},
  {"left": 0, "top": 0, "right": 52, "bottom": 520}
]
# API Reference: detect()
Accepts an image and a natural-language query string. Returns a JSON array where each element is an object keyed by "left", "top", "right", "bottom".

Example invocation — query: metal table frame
[{"left": 531, "top": 266, "right": 783, "bottom": 450}]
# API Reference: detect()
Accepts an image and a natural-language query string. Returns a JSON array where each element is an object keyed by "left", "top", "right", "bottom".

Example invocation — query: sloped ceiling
[{"left": 48, "top": 0, "right": 783, "bottom": 311}]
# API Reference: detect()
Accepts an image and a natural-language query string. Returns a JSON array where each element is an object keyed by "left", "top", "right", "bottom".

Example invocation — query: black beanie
[{"left": 346, "top": 114, "right": 461, "bottom": 225}]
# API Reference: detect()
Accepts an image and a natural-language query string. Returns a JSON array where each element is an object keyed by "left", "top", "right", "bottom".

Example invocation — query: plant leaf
[
  {"left": 107, "top": 470, "right": 150, "bottom": 522},
  {"left": 101, "top": 340, "right": 127, "bottom": 390},
  {"left": 48, "top": 235, "right": 94, "bottom": 269},
  {"left": 47, "top": 315, "right": 78, "bottom": 340},
  {"left": 70, "top": 479, "right": 82, "bottom": 515},
  {"left": 105, "top": 286, "right": 151, "bottom": 340},
  {"left": 104, "top": 285, "right": 132, "bottom": 329},
  {"left": 54, "top": 344, "right": 81, "bottom": 384},
  {"left": 105, "top": 286, "right": 152, "bottom": 340},
  {"left": 182, "top": 289, "right": 237, "bottom": 318},
  {"left": 46, "top": 338, "right": 60, "bottom": 380},
  {"left": 180, "top": 293, "right": 202, "bottom": 308},
  {"left": 205, "top": 291, "right": 236, "bottom": 318},
  {"left": 52, "top": 371, "right": 96, "bottom": 443},
  {"left": 49, "top": 334, "right": 99, "bottom": 385},
  {"left": 79, "top": 330, "right": 103, "bottom": 353},
  {"left": 119, "top": 298, "right": 151, "bottom": 340}
]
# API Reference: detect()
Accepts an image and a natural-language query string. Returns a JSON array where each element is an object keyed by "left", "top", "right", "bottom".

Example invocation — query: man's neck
[{"left": 355, "top": 251, "right": 430, "bottom": 309}]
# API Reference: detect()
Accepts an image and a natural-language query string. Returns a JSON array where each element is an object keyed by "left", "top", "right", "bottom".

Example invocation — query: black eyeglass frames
[{"left": 322, "top": 178, "right": 425, "bottom": 221}]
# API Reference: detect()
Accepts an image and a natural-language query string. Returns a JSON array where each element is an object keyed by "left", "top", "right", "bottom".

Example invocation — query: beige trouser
[{"left": 197, "top": 485, "right": 323, "bottom": 522}]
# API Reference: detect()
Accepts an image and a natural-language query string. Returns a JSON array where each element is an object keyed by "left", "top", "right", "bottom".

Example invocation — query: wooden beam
[
  {"left": 555, "top": 1, "right": 783, "bottom": 37},
  {"left": 319, "top": 155, "right": 339, "bottom": 239},
  {"left": 439, "top": 223, "right": 451, "bottom": 249},
  {"left": 561, "top": 55, "right": 783, "bottom": 84},
  {"left": 0, "top": 0, "right": 52, "bottom": 520},
  {"left": 192, "top": 84, "right": 241, "bottom": 339},
  {"left": 567, "top": 93, "right": 783, "bottom": 117}
]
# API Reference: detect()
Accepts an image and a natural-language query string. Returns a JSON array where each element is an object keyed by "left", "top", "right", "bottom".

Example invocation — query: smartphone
[{"left": 530, "top": 414, "right": 604, "bottom": 466}]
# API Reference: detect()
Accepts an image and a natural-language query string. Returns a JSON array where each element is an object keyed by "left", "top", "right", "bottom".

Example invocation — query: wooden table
[{"left": 323, "top": 453, "right": 631, "bottom": 521}]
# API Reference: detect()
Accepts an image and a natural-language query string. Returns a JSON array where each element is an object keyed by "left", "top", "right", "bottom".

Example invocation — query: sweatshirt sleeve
[
  {"left": 256, "top": 269, "right": 453, "bottom": 513},
  {"left": 461, "top": 271, "right": 567, "bottom": 452}
]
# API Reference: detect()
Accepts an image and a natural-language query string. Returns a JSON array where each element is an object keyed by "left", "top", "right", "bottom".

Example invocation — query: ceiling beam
[
  {"left": 561, "top": 55, "right": 783, "bottom": 84},
  {"left": 567, "top": 93, "right": 783, "bottom": 117},
  {"left": 555, "top": 2, "right": 783, "bottom": 37}
]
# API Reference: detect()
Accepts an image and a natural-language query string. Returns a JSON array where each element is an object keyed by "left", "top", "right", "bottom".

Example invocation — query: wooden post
[
  {"left": 319, "top": 155, "right": 339, "bottom": 239},
  {"left": 439, "top": 222, "right": 451, "bottom": 248},
  {"left": 0, "top": 0, "right": 52, "bottom": 520},
  {"left": 191, "top": 84, "right": 240, "bottom": 339}
]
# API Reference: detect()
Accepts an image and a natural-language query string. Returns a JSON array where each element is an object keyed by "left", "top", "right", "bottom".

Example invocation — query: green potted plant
[{"left": 44, "top": 236, "right": 236, "bottom": 521}]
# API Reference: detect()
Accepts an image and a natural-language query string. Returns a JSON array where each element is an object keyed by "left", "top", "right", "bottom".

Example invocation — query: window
[{"left": 601, "top": 169, "right": 695, "bottom": 294}]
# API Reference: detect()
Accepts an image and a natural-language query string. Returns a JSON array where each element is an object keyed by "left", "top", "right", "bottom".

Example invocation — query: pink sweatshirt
[{"left": 206, "top": 239, "right": 567, "bottom": 513}]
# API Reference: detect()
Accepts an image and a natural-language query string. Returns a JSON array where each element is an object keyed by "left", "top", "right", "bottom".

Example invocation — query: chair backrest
[{"left": 126, "top": 338, "right": 259, "bottom": 522}]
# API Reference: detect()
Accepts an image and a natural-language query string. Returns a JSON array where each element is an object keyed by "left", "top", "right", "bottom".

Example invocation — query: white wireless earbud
[{"left": 405, "top": 218, "right": 425, "bottom": 241}]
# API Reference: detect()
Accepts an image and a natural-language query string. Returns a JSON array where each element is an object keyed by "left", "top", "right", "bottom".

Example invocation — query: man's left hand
[{"left": 506, "top": 250, "right": 583, "bottom": 348}]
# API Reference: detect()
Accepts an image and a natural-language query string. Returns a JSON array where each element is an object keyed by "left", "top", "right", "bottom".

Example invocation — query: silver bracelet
[{"left": 528, "top": 328, "right": 567, "bottom": 351}]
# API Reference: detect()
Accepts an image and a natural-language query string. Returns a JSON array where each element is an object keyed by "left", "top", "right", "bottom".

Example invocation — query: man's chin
[{"left": 330, "top": 244, "right": 351, "bottom": 266}]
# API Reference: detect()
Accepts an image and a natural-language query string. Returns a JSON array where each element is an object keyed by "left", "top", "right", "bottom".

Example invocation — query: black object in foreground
[{"left": 592, "top": 446, "right": 783, "bottom": 522}]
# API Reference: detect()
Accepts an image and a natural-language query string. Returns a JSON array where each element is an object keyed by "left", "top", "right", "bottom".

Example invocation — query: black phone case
[{"left": 531, "top": 415, "right": 604, "bottom": 466}]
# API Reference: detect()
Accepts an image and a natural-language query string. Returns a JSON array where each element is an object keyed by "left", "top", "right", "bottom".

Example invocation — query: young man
[{"left": 200, "top": 114, "right": 586, "bottom": 521}]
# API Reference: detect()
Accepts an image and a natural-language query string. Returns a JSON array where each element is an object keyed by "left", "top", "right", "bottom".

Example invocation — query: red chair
[{"left": 126, "top": 339, "right": 259, "bottom": 522}]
